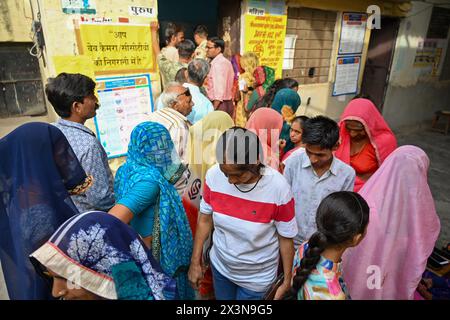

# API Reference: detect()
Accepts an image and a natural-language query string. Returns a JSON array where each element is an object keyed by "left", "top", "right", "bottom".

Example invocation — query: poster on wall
[
  {"left": 332, "top": 56, "right": 361, "bottom": 96},
  {"left": 76, "top": 22, "right": 154, "bottom": 75},
  {"left": 338, "top": 13, "right": 367, "bottom": 55},
  {"left": 414, "top": 39, "right": 448, "bottom": 76},
  {"left": 61, "top": 0, "right": 96, "bottom": 14},
  {"left": 244, "top": 14, "right": 287, "bottom": 78},
  {"left": 247, "top": 0, "right": 285, "bottom": 16},
  {"left": 94, "top": 74, "right": 153, "bottom": 159}
]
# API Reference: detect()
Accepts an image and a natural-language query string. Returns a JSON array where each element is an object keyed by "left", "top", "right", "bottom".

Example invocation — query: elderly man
[
  {"left": 184, "top": 59, "right": 214, "bottom": 124},
  {"left": 148, "top": 82, "right": 193, "bottom": 195},
  {"left": 149, "top": 82, "right": 193, "bottom": 164},
  {"left": 205, "top": 37, "right": 235, "bottom": 117},
  {"left": 193, "top": 25, "right": 208, "bottom": 60}
]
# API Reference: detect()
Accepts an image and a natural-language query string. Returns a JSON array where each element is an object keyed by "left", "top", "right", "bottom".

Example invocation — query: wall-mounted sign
[
  {"left": 94, "top": 74, "right": 154, "bottom": 159},
  {"left": 333, "top": 56, "right": 361, "bottom": 96},
  {"left": 338, "top": 13, "right": 367, "bottom": 55},
  {"left": 61, "top": 0, "right": 96, "bottom": 14},
  {"left": 129, "top": 6, "right": 156, "bottom": 18},
  {"left": 76, "top": 22, "right": 154, "bottom": 75}
]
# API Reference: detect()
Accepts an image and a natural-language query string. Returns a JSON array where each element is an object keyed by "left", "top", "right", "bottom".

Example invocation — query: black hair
[
  {"left": 164, "top": 22, "right": 182, "bottom": 46},
  {"left": 175, "top": 68, "right": 188, "bottom": 83},
  {"left": 253, "top": 78, "right": 299, "bottom": 110},
  {"left": 193, "top": 24, "right": 208, "bottom": 38},
  {"left": 285, "top": 191, "right": 370, "bottom": 300},
  {"left": 216, "top": 126, "right": 265, "bottom": 175},
  {"left": 292, "top": 115, "right": 309, "bottom": 128},
  {"left": 301, "top": 115, "right": 339, "bottom": 149},
  {"left": 207, "top": 36, "right": 225, "bottom": 53},
  {"left": 177, "top": 39, "right": 196, "bottom": 59},
  {"left": 45, "top": 73, "right": 96, "bottom": 118}
]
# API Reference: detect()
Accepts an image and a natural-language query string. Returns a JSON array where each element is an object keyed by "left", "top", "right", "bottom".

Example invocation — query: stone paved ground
[{"left": 396, "top": 126, "right": 450, "bottom": 249}]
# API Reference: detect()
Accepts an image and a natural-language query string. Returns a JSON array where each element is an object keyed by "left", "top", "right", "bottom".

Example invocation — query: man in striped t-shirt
[{"left": 188, "top": 127, "right": 297, "bottom": 300}]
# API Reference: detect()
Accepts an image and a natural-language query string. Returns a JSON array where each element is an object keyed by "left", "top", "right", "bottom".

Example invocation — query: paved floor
[{"left": 396, "top": 126, "right": 450, "bottom": 248}]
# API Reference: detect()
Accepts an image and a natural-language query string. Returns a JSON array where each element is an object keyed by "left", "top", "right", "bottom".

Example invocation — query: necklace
[{"left": 233, "top": 175, "right": 263, "bottom": 193}]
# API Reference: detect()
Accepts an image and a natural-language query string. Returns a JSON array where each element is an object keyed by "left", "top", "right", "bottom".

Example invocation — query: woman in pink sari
[
  {"left": 342, "top": 145, "right": 441, "bottom": 300},
  {"left": 335, "top": 98, "right": 397, "bottom": 192},
  {"left": 246, "top": 107, "right": 283, "bottom": 171}
]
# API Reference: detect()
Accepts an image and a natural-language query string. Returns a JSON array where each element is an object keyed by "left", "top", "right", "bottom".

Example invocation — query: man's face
[
  {"left": 345, "top": 120, "right": 367, "bottom": 142},
  {"left": 206, "top": 41, "right": 220, "bottom": 59},
  {"left": 176, "top": 31, "right": 185, "bottom": 44},
  {"left": 305, "top": 144, "right": 334, "bottom": 172},
  {"left": 173, "top": 87, "right": 194, "bottom": 116},
  {"left": 74, "top": 93, "right": 99, "bottom": 120}
]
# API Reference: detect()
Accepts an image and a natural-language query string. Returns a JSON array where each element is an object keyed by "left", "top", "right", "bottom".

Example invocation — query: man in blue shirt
[
  {"left": 45, "top": 73, "right": 115, "bottom": 212},
  {"left": 283, "top": 116, "right": 355, "bottom": 247}
]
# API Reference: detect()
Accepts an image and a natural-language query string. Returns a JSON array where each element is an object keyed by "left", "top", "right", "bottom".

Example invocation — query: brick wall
[{"left": 283, "top": 7, "right": 337, "bottom": 85}]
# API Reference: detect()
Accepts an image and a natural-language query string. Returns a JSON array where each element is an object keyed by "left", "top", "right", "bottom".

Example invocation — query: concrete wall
[{"left": 383, "top": 1, "right": 450, "bottom": 130}]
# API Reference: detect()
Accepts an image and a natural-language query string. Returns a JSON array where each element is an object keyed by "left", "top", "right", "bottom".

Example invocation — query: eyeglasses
[
  {"left": 177, "top": 88, "right": 191, "bottom": 98},
  {"left": 206, "top": 46, "right": 216, "bottom": 50}
]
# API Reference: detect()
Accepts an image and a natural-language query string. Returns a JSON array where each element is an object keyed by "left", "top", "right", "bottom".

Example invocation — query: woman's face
[
  {"left": 47, "top": 269, "right": 101, "bottom": 300},
  {"left": 219, "top": 164, "right": 259, "bottom": 185},
  {"left": 290, "top": 121, "right": 303, "bottom": 145},
  {"left": 345, "top": 120, "right": 367, "bottom": 142}
]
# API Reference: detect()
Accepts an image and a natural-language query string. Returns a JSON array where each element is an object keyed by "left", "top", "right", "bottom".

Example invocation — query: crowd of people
[{"left": 0, "top": 23, "right": 442, "bottom": 301}]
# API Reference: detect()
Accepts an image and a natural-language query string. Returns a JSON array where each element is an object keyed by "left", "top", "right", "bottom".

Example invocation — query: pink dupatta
[
  {"left": 342, "top": 146, "right": 441, "bottom": 299},
  {"left": 335, "top": 98, "right": 397, "bottom": 191},
  {"left": 246, "top": 107, "right": 283, "bottom": 170}
]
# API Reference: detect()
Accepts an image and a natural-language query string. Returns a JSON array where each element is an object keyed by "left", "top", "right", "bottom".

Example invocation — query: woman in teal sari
[
  {"left": 271, "top": 88, "right": 301, "bottom": 153},
  {"left": 110, "top": 121, "right": 194, "bottom": 300}
]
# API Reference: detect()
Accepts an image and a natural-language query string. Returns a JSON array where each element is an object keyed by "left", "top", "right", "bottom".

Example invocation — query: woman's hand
[
  {"left": 278, "top": 139, "right": 287, "bottom": 150},
  {"left": 274, "top": 281, "right": 291, "bottom": 300},
  {"left": 188, "top": 262, "right": 204, "bottom": 290}
]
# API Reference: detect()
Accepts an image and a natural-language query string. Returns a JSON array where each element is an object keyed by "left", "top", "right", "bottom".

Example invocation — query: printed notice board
[
  {"left": 77, "top": 23, "right": 154, "bottom": 75},
  {"left": 333, "top": 56, "right": 361, "bottom": 96},
  {"left": 94, "top": 74, "right": 153, "bottom": 158},
  {"left": 338, "top": 13, "right": 367, "bottom": 55}
]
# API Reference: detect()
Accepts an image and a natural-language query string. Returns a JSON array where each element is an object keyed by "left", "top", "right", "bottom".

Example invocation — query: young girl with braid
[{"left": 285, "top": 191, "right": 369, "bottom": 300}]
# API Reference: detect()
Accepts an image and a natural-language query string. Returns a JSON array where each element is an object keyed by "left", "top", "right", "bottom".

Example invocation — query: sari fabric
[
  {"left": 246, "top": 66, "right": 276, "bottom": 112},
  {"left": 0, "top": 122, "right": 90, "bottom": 299},
  {"left": 246, "top": 108, "right": 283, "bottom": 170},
  {"left": 30, "top": 211, "right": 177, "bottom": 300},
  {"left": 114, "top": 122, "right": 194, "bottom": 299},
  {"left": 271, "top": 88, "right": 301, "bottom": 152},
  {"left": 342, "top": 146, "right": 441, "bottom": 299},
  {"left": 335, "top": 98, "right": 397, "bottom": 192}
]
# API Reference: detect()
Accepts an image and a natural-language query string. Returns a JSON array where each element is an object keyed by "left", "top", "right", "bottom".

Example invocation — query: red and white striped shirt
[{"left": 200, "top": 164, "right": 297, "bottom": 292}]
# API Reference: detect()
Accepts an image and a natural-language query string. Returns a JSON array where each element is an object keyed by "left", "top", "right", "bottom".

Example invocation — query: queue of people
[{"left": 0, "top": 22, "right": 442, "bottom": 301}]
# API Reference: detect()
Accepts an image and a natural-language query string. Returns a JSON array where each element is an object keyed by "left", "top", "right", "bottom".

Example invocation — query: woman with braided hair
[{"left": 285, "top": 191, "right": 369, "bottom": 300}]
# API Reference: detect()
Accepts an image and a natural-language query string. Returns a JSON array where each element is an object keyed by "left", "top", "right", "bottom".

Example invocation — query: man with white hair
[
  {"left": 148, "top": 82, "right": 194, "bottom": 195},
  {"left": 149, "top": 82, "right": 193, "bottom": 163},
  {"left": 184, "top": 59, "right": 214, "bottom": 124}
]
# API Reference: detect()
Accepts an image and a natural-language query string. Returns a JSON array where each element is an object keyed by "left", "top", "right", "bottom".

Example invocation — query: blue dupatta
[
  {"left": 30, "top": 211, "right": 177, "bottom": 300},
  {"left": 0, "top": 123, "right": 91, "bottom": 299},
  {"left": 114, "top": 122, "right": 194, "bottom": 299}
]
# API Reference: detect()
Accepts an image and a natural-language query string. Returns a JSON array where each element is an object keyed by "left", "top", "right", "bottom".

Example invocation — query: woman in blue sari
[
  {"left": 110, "top": 121, "right": 194, "bottom": 300},
  {"left": 30, "top": 211, "right": 177, "bottom": 300},
  {"left": 0, "top": 122, "right": 92, "bottom": 299}
]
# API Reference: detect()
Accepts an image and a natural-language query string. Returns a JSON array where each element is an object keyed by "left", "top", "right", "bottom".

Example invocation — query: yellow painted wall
[
  {"left": 0, "top": 0, "right": 51, "bottom": 138},
  {"left": 1, "top": 0, "right": 160, "bottom": 172},
  {"left": 0, "top": 0, "right": 34, "bottom": 42}
]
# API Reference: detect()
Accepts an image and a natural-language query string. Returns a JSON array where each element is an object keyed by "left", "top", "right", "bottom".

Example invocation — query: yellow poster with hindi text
[{"left": 244, "top": 14, "right": 287, "bottom": 78}]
